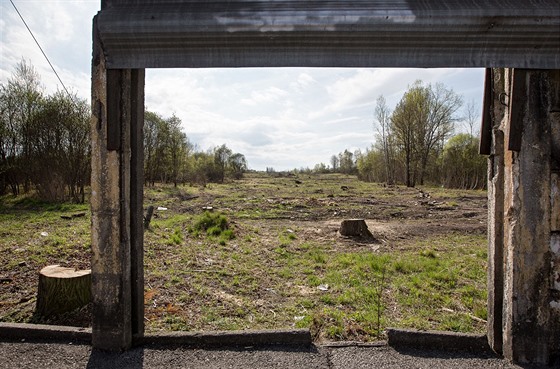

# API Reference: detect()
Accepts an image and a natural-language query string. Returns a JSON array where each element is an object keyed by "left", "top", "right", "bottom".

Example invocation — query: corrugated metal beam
[{"left": 96, "top": 0, "right": 560, "bottom": 69}]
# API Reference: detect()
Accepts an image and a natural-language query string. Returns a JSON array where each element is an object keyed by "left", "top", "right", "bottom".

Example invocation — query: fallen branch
[
  {"left": 468, "top": 314, "right": 487, "bottom": 323},
  {"left": 439, "top": 307, "right": 487, "bottom": 323}
]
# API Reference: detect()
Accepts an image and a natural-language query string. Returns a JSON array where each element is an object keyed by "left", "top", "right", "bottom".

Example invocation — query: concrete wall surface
[{"left": 487, "top": 68, "right": 560, "bottom": 364}]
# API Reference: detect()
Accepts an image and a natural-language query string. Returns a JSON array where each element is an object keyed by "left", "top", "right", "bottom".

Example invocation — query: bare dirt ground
[{"left": 169, "top": 172, "right": 487, "bottom": 251}]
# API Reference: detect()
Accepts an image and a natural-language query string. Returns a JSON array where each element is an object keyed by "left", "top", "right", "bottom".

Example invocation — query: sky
[{"left": 0, "top": 1, "right": 485, "bottom": 171}]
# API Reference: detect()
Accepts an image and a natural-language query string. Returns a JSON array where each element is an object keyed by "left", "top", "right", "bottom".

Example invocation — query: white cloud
[
  {"left": 241, "top": 86, "right": 289, "bottom": 106},
  {"left": 0, "top": 1, "right": 98, "bottom": 99},
  {"left": 290, "top": 72, "right": 315, "bottom": 93},
  {"left": 0, "top": 3, "right": 485, "bottom": 171}
]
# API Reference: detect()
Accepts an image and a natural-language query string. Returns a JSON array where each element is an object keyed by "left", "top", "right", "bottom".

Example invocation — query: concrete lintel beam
[{"left": 96, "top": 1, "right": 560, "bottom": 69}]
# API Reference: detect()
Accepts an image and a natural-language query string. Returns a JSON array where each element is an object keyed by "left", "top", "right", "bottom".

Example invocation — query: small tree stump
[
  {"left": 36, "top": 265, "right": 91, "bottom": 317},
  {"left": 144, "top": 205, "right": 155, "bottom": 230},
  {"left": 339, "top": 219, "right": 374, "bottom": 238}
]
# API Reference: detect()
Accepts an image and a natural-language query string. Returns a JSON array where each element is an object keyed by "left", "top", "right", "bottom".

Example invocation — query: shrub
[
  {"left": 190, "top": 211, "right": 234, "bottom": 243},
  {"left": 192, "top": 211, "right": 228, "bottom": 232}
]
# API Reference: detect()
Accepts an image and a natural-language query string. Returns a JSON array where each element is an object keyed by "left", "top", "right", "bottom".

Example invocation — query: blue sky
[{"left": 1, "top": 1, "right": 485, "bottom": 171}]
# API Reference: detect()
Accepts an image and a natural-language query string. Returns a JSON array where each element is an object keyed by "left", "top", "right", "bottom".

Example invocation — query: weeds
[{"left": 189, "top": 211, "right": 234, "bottom": 244}]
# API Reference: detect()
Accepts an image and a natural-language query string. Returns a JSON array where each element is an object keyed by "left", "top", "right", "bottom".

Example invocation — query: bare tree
[
  {"left": 463, "top": 99, "right": 480, "bottom": 138},
  {"left": 374, "top": 95, "right": 394, "bottom": 184},
  {"left": 330, "top": 155, "right": 339, "bottom": 172}
]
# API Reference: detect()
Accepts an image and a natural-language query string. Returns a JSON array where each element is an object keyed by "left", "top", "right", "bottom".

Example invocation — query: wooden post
[{"left": 91, "top": 15, "right": 145, "bottom": 351}]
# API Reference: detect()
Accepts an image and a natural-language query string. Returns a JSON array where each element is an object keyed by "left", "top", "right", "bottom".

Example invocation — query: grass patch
[{"left": 188, "top": 211, "right": 235, "bottom": 244}]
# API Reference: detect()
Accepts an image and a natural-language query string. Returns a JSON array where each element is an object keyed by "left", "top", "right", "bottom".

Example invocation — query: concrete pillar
[
  {"left": 486, "top": 68, "right": 506, "bottom": 355},
  {"left": 91, "top": 16, "right": 145, "bottom": 350},
  {"left": 487, "top": 68, "right": 560, "bottom": 364}
]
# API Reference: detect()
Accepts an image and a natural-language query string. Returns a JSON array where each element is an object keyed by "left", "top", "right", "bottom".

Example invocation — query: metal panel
[
  {"left": 106, "top": 69, "right": 121, "bottom": 151},
  {"left": 96, "top": 0, "right": 560, "bottom": 69},
  {"left": 508, "top": 69, "right": 527, "bottom": 152},
  {"left": 479, "top": 68, "right": 493, "bottom": 155}
]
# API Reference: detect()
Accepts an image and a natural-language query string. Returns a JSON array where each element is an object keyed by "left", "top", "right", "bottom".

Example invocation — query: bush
[
  {"left": 192, "top": 211, "right": 228, "bottom": 232},
  {"left": 190, "top": 211, "right": 234, "bottom": 243}
]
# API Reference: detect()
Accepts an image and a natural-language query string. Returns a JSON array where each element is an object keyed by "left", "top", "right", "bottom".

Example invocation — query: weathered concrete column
[
  {"left": 486, "top": 68, "right": 506, "bottom": 355},
  {"left": 91, "top": 15, "right": 145, "bottom": 351},
  {"left": 487, "top": 68, "right": 560, "bottom": 364}
]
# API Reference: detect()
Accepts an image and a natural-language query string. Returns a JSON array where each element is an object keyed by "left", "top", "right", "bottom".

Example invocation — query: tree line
[
  {"left": 144, "top": 111, "right": 248, "bottom": 187},
  {"left": 0, "top": 60, "right": 248, "bottom": 202},
  {"left": 2, "top": 60, "right": 482, "bottom": 202},
  {"left": 0, "top": 60, "right": 90, "bottom": 202},
  {"left": 310, "top": 81, "right": 486, "bottom": 190}
]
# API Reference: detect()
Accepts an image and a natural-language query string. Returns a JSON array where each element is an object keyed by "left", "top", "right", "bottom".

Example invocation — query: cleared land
[{"left": 0, "top": 172, "right": 488, "bottom": 342}]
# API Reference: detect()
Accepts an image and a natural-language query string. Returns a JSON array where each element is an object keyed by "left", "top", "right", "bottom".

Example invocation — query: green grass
[
  {"left": 0, "top": 173, "right": 488, "bottom": 341},
  {"left": 293, "top": 235, "right": 486, "bottom": 339},
  {"left": 187, "top": 211, "right": 235, "bottom": 245}
]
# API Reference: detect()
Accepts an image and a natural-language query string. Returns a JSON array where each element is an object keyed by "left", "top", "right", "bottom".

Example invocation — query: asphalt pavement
[
  {"left": 0, "top": 323, "right": 554, "bottom": 368},
  {"left": 0, "top": 341, "right": 550, "bottom": 369}
]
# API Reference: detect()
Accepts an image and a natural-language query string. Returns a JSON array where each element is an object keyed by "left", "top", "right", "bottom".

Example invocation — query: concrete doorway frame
[{"left": 91, "top": 1, "right": 560, "bottom": 363}]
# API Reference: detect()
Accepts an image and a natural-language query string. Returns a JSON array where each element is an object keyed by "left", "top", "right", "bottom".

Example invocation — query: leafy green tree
[
  {"left": 144, "top": 111, "right": 194, "bottom": 186},
  {"left": 391, "top": 81, "right": 462, "bottom": 187},
  {"left": 313, "top": 162, "right": 330, "bottom": 174},
  {"left": 144, "top": 111, "right": 168, "bottom": 186},
  {"left": 356, "top": 145, "right": 397, "bottom": 183},
  {"left": 228, "top": 152, "right": 248, "bottom": 179},
  {"left": 143, "top": 115, "right": 248, "bottom": 185},
  {"left": 167, "top": 115, "right": 191, "bottom": 187},
  {"left": 338, "top": 149, "right": 356, "bottom": 174},
  {"left": 0, "top": 59, "right": 44, "bottom": 195},
  {"left": 213, "top": 144, "right": 232, "bottom": 183},
  {"left": 191, "top": 151, "right": 216, "bottom": 185},
  {"left": 391, "top": 83, "right": 421, "bottom": 187},
  {"left": 441, "top": 133, "right": 486, "bottom": 189},
  {"left": 28, "top": 91, "right": 90, "bottom": 202},
  {"left": 0, "top": 60, "right": 90, "bottom": 202}
]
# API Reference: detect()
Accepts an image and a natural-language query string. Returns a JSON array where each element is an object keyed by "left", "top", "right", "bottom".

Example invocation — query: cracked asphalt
[{"left": 0, "top": 341, "right": 551, "bottom": 369}]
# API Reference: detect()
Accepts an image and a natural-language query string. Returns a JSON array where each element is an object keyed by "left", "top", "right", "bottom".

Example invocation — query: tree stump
[
  {"left": 36, "top": 265, "right": 92, "bottom": 317},
  {"left": 144, "top": 205, "right": 155, "bottom": 230},
  {"left": 339, "top": 219, "right": 374, "bottom": 238}
]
